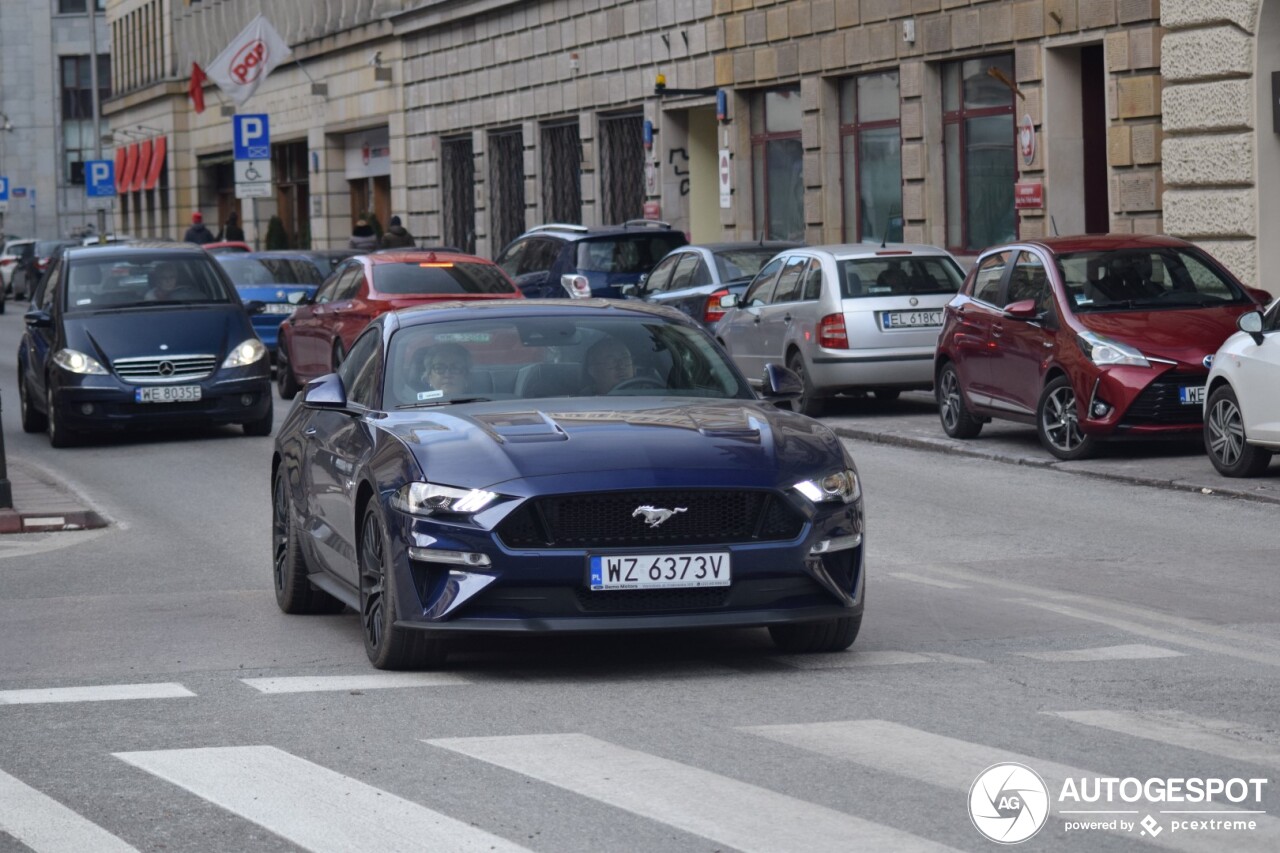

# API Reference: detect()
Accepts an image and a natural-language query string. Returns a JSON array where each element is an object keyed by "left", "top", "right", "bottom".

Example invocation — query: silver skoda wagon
[{"left": 714, "top": 244, "right": 965, "bottom": 415}]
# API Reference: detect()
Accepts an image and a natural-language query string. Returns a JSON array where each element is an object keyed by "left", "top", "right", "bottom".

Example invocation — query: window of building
[
  {"left": 598, "top": 114, "right": 644, "bottom": 224},
  {"left": 750, "top": 87, "right": 804, "bottom": 241},
  {"left": 61, "top": 55, "right": 111, "bottom": 184},
  {"left": 488, "top": 129, "right": 526, "bottom": 253},
  {"left": 441, "top": 136, "right": 476, "bottom": 254},
  {"left": 840, "top": 71, "right": 902, "bottom": 244},
  {"left": 942, "top": 55, "right": 1016, "bottom": 252},
  {"left": 541, "top": 122, "right": 582, "bottom": 224},
  {"left": 58, "top": 0, "right": 106, "bottom": 14}
]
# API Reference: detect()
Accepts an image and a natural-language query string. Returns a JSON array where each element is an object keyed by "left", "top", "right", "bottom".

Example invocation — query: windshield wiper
[{"left": 396, "top": 396, "right": 492, "bottom": 409}]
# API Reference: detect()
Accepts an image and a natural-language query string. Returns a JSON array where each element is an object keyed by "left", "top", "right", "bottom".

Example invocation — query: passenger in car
[
  {"left": 583, "top": 336, "right": 635, "bottom": 394},
  {"left": 144, "top": 263, "right": 183, "bottom": 301},
  {"left": 418, "top": 343, "right": 474, "bottom": 398}
]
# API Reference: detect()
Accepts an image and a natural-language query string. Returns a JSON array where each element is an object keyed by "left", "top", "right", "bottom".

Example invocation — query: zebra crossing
[{"left": 2, "top": 703, "right": 1275, "bottom": 852}]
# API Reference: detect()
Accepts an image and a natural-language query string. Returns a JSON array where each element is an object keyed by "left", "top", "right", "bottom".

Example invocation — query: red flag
[{"left": 188, "top": 62, "right": 207, "bottom": 113}]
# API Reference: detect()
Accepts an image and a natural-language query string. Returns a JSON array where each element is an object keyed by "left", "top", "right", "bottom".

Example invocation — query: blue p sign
[
  {"left": 85, "top": 160, "right": 116, "bottom": 197},
  {"left": 233, "top": 114, "right": 270, "bottom": 160},
  {"left": 0, "top": 177, "right": 8, "bottom": 202}
]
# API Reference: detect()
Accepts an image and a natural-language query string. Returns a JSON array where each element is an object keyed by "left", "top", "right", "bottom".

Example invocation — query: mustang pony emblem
[{"left": 632, "top": 505, "right": 687, "bottom": 528}]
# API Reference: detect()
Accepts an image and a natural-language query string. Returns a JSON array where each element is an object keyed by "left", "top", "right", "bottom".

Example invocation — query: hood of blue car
[
  {"left": 63, "top": 305, "right": 256, "bottom": 363},
  {"left": 380, "top": 398, "right": 846, "bottom": 492}
]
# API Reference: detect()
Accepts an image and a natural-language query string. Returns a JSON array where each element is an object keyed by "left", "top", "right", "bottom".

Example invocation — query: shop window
[
  {"left": 942, "top": 55, "right": 1016, "bottom": 252},
  {"left": 840, "top": 71, "right": 902, "bottom": 243},
  {"left": 750, "top": 87, "right": 804, "bottom": 241}
]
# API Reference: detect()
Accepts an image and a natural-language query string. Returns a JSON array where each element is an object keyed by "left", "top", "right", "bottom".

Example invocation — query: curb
[
  {"left": 829, "top": 424, "right": 1280, "bottom": 507},
  {"left": 2, "top": 460, "right": 112, "bottom": 534}
]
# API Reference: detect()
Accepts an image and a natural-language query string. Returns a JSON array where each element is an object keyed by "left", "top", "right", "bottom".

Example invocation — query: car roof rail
[
  {"left": 528, "top": 223, "right": 590, "bottom": 234},
  {"left": 622, "top": 219, "right": 671, "bottom": 229}
]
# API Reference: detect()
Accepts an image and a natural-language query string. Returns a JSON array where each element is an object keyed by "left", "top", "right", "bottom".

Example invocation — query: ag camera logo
[{"left": 969, "top": 762, "right": 1050, "bottom": 844}]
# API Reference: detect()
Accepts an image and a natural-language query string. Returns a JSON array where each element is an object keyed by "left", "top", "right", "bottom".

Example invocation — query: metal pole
[
  {"left": 87, "top": 0, "right": 106, "bottom": 243},
  {"left": 0, "top": 393, "right": 12, "bottom": 509}
]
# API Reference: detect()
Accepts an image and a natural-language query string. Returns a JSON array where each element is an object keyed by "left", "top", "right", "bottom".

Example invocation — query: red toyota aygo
[{"left": 934, "top": 235, "right": 1272, "bottom": 459}]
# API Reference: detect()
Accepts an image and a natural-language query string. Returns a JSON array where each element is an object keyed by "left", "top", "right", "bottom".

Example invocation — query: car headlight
[
  {"left": 222, "top": 339, "right": 267, "bottom": 368},
  {"left": 391, "top": 482, "right": 499, "bottom": 517},
  {"left": 52, "top": 348, "right": 108, "bottom": 375},
  {"left": 794, "top": 469, "right": 861, "bottom": 504},
  {"left": 1076, "top": 331, "right": 1150, "bottom": 368}
]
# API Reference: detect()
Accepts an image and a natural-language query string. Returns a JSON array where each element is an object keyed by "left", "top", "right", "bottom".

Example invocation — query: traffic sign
[
  {"left": 85, "top": 160, "right": 117, "bottom": 198},
  {"left": 234, "top": 159, "right": 273, "bottom": 184},
  {"left": 0, "top": 176, "right": 8, "bottom": 213},
  {"left": 233, "top": 114, "right": 270, "bottom": 160},
  {"left": 718, "top": 149, "right": 732, "bottom": 209}
]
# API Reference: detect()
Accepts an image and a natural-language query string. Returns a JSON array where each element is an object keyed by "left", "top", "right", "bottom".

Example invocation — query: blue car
[
  {"left": 213, "top": 251, "right": 328, "bottom": 355},
  {"left": 17, "top": 243, "right": 272, "bottom": 446},
  {"left": 272, "top": 299, "right": 865, "bottom": 669}
]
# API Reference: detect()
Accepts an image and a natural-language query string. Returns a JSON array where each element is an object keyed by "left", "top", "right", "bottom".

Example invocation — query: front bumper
[
  {"left": 385, "top": 498, "right": 865, "bottom": 635},
  {"left": 1080, "top": 365, "right": 1208, "bottom": 437},
  {"left": 51, "top": 370, "right": 272, "bottom": 431}
]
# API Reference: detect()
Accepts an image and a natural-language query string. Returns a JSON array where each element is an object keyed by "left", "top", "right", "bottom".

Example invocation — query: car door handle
[
  {"left": 303, "top": 426, "right": 317, "bottom": 436},
  {"left": 783, "top": 314, "right": 792, "bottom": 323}
]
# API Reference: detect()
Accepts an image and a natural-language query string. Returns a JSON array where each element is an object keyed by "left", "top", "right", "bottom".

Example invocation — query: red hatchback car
[
  {"left": 934, "top": 235, "right": 1271, "bottom": 459},
  {"left": 276, "top": 251, "right": 521, "bottom": 398}
]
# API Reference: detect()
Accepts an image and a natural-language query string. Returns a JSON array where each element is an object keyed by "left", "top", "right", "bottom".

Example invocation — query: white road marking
[
  {"left": 427, "top": 732, "right": 961, "bottom": 853},
  {"left": 113, "top": 745, "right": 530, "bottom": 853},
  {"left": 240, "top": 673, "right": 468, "bottom": 694},
  {"left": 1016, "top": 644, "right": 1186, "bottom": 662},
  {"left": 0, "top": 768, "right": 139, "bottom": 853},
  {"left": 780, "top": 650, "right": 985, "bottom": 669},
  {"left": 743, "top": 720, "right": 1280, "bottom": 852},
  {"left": 1049, "top": 710, "right": 1280, "bottom": 770},
  {"left": 22, "top": 517, "right": 67, "bottom": 527},
  {"left": 0, "top": 682, "right": 195, "bottom": 706},
  {"left": 886, "top": 572, "right": 969, "bottom": 589}
]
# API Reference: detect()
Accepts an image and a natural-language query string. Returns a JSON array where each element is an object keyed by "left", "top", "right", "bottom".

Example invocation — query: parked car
[
  {"left": 626, "top": 241, "right": 802, "bottom": 327},
  {"left": 715, "top": 243, "right": 966, "bottom": 415},
  {"left": 17, "top": 242, "right": 273, "bottom": 446},
  {"left": 305, "top": 248, "right": 359, "bottom": 272},
  {"left": 202, "top": 241, "right": 253, "bottom": 254},
  {"left": 494, "top": 220, "right": 687, "bottom": 299},
  {"left": 275, "top": 250, "right": 521, "bottom": 400},
  {"left": 272, "top": 299, "right": 864, "bottom": 669},
  {"left": 213, "top": 251, "right": 329, "bottom": 356},
  {"left": 12, "top": 239, "right": 79, "bottom": 300},
  {"left": 934, "top": 235, "right": 1271, "bottom": 460},
  {"left": 1203, "top": 298, "right": 1280, "bottom": 476},
  {"left": 81, "top": 234, "right": 138, "bottom": 246},
  {"left": 1, "top": 237, "right": 33, "bottom": 296}
]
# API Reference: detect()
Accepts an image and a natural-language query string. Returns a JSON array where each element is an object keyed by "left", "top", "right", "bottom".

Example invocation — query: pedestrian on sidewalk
[
  {"left": 380, "top": 215, "right": 415, "bottom": 249},
  {"left": 183, "top": 212, "right": 215, "bottom": 245},
  {"left": 220, "top": 211, "right": 245, "bottom": 242}
]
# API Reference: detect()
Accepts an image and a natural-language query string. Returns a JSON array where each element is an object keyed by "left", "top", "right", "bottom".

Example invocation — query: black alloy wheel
[
  {"left": 277, "top": 344, "right": 300, "bottom": 400},
  {"left": 787, "top": 350, "right": 826, "bottom": 417},
  {"left": 359, "top": 504, "right": 446, "bottom": 670},
  {"left": 936, "top": 363, "right": 983, "bottom": 439},
  {"left": 1205, "top": 384, "right": 1273, "bottom": 477},
  {"left": 272, "top": 468, "right": 344, "bottom": 614},
  {"left": 1037, "top": 375, "right": 1097, "bottom": 460},
  {"left": 18, "top": 370, "right": 46, "bottom": 432}
]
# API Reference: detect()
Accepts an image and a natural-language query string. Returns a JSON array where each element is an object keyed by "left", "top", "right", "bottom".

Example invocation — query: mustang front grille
[
  {"left": 113, "top": 354, "right": 218, "bottom": 383},
  {"left": 496, "top": 489, "right": 805, "bottom": 549}
]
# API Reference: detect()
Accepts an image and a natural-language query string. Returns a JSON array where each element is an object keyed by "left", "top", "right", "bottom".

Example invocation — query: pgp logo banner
[{"left": 204, "top": 14, "right": 291, "bottom": 107}]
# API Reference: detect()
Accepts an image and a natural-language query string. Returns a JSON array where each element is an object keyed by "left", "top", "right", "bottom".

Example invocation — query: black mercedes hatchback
[{"left": 17, "top": 243, "right": 273, "bottom": 446}]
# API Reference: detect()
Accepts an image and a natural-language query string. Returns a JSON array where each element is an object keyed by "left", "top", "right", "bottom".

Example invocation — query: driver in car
[
  {"left": 418, "top": 342, "right": 474, "bottom": 398},
  {"left": 583, "top": 336, "right": 636, "bottom": 394}
]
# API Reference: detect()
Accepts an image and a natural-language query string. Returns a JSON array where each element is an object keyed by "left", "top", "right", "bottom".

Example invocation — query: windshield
[
  {"left": 576, "top": 235, "right": 687, "bottom": 274},
  {"left": 383, "top": 314, "right": 752, "bottom": 408},
  {"left": 64, "top": 255, "right": 236, "bottom": 311},
  {"left": 714, "top": 248, "right": 789, "bottom": 282},
  {"left": 373, "top": 261, "right": 516, "bottom": 295},
  {"left": 1056, "top": 248, "right": 1248, "bottom": 312},
  {"left": 217, "top": 256, "right": 325, "bottom": 286},
  {"left": 838, "top": 255, "right": 965, "bottom": 298}
]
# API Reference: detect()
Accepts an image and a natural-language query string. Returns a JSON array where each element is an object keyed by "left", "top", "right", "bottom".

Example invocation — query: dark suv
[{"left": 495, "top": 221, "right": 687, "bottom": 299}]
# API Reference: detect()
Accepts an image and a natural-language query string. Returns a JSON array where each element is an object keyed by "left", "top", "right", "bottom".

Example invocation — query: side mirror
[
  {"left": 23, "top": 308, "right": 53, "bottom": 328},
  {"left": 1238, "top": 309, "right": 1265, "bottom": 345},
  {"left": 244, "top": 300, "right": 266, "bottom": 315},
  {"left": 617, "top": 283, "right": 640, "bottom": 298},
  {"left": 1246, "top": 287, "right": 1272, "bottom": 305},
  {"left": 758, "top": 363, "right": 803, "bottom": 401},
  {"left": 719, "top": 292, "right": 740, "bottom": 310},
  {"left": 302, "top": 373, "right": 349, "bottom": 410},
  {"left": 1002, "top": 299, "right": 1042, "bottom": 321},
  {"left": 287, "top": 290, "right": 310, "bottom": 305}
]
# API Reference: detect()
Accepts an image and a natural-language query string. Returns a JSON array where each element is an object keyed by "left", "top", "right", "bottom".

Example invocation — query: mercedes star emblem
[{"left": 158, "top": 361, "right": 176, "bottom": 377}]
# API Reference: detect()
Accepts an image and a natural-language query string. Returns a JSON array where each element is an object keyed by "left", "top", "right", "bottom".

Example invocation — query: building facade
[
  {"left": 0, "top": 0, "right": 110, "bottom": 240},
  {"left": 97, "top": 0, "right": 1280, "bottom": 289}
]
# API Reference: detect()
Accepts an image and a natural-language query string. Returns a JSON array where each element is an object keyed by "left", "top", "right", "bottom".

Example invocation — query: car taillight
[
  {"left": 561, "top": 274, "right": 592, "bottom": 298},
  {"left": 818, "top": 313, "right": 848, "bottom": 349},
  {"left": 36, "top": 258, "right": 50, "bottom": 270},
  {"left": 0, "top": 258, "right": 14, "bottom": 267},
  {"left": 703, "top": 289, "right": 729, "bottom": 324}
]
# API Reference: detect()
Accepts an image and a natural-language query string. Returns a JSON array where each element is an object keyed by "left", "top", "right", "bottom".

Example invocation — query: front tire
[
  {"left": 242, "top": 400, "right": 274, "bottom": 436},
  {"left": 1205, "top": 384, "right": 1273, "bottom": 477},
  {"left": 18, "top": 371, "right": 46, "bottom": 433},
  {"left": 272, "top": 468, "right": 344, "bottom": 615},
  {"left": 360, "top": 504, "right": 446, "bottom": 670},
  {"left": 46, "top": 385, "right": 76, "bottom": 448},
  {"left": 277, "top": 344, "right": 300, "bottom": 400},
  {"left": 936, "top": 362, "right": 982, "bottom": 439},
  {"left": 1037, "top": 375, "right": 1097, "bottom": 460},
  {"left": 787, "top": 350, "right": 826, "bottom": 417},
  {"left": 770, "top": 614, "right": 862, "bottom": 653}
]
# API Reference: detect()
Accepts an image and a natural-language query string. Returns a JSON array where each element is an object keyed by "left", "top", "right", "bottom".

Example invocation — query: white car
[
  {"left": 714, "top": 243, "right": 966, "bottom": 415},
  {"left": 1204, "top": 299, "right": 1280, "bottom": 476},
  {"left": 1, "top": 238, "right": 33, "bottom": 293}
]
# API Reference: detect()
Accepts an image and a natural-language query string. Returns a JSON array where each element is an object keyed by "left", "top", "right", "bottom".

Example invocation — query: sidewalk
[{"left": 0, "top": 459, "right": 109, "bottom": 534}]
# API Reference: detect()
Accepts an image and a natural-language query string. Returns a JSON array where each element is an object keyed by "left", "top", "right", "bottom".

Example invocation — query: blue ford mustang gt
[{"left": 272, "top": 299, "right": 865, "bottom": 669}]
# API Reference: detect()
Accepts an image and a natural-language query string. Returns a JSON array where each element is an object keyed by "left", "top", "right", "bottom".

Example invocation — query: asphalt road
[{"left": 0, "top": 306, "right": 1278, "bottom": 852}]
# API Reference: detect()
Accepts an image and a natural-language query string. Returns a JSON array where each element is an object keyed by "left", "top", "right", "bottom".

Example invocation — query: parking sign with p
[
  {"left": 85, "top": 160, "right": 116, "bottom": 198},
  {"left": 234, "top": 114, "right": 270, "bottom": 160}
]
